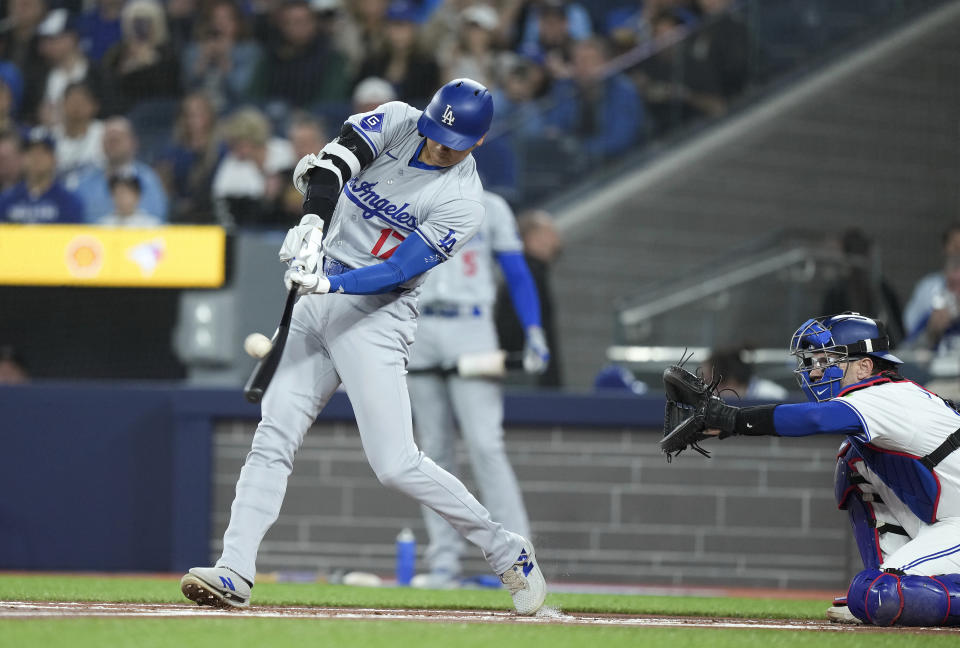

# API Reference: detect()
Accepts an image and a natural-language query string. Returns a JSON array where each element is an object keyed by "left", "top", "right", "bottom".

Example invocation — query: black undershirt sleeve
[
  {"left": 734, "top": 405, "right": 778, "bottom": 436},
  {"left": 300, "top": 123, "right": 377, "bottom": 230}
]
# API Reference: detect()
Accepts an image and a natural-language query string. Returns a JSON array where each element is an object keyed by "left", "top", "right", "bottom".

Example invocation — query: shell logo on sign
[{"left": 65, "top": 235, "right": 104, "bottom": 278}]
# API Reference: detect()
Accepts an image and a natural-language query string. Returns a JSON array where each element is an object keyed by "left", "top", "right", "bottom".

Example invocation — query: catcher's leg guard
[
  {"left": 846, "top": 569, "right": 960, "bottom": 626},
  {"left": 836, "top": 445, "right": 881, "bottom": 568}
]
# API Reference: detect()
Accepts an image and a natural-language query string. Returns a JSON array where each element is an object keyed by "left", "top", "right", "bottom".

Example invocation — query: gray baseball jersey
[
  {"left": 212, "top": 101, "right": 527, "bottom": 589},
  {"left": 323, "top": 102, "right": 484, "bottom": 291},
  {"left": 418, "top": 191, "right": 523, "bottom": 308}
]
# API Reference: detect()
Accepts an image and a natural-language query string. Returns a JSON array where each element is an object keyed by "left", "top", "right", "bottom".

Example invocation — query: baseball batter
[
  {"left": 179, "top": 79, "right": 546, "bottom": 616},
  {"left": 694, "top": 313, "right": 960, "bottom": 626},
  {"left": 407, "top": 190, "right": 548, "bottom": 588}
]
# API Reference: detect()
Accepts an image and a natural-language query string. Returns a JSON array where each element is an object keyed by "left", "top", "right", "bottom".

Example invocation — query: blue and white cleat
[
  {"left": 499, "top": 540, "right": 546, "bottom": 615},
  {"left": 180, "top": 566, "right": 251, "bottom": 609}
]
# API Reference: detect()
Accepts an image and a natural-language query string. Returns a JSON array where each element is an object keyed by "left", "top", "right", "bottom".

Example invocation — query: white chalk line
[{"left": 0, "top": 600, "right": 870, "bottom": 631}]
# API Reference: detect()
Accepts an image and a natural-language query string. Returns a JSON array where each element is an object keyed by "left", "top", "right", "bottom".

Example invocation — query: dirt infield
[{"left": 2, "top": 600, "right": 958, "bottom": 634}]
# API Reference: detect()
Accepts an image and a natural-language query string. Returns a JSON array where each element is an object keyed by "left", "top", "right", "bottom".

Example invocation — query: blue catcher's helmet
[
  {"left": 789, "top": 312, "right": 902, "bottom": 402},
  {"left": 417, "top": 79, "right": 493, "bottom": 151}
]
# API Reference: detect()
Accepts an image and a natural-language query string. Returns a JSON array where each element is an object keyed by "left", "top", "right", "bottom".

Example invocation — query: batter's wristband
[{"left": 728, "top": 404, "right": 778, "bottom": 438}]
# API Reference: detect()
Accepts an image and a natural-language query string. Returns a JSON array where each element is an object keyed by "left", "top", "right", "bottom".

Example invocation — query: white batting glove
[
  {"left": 293, "top": 153, "right": 320, "bottom": 196},
  {"left": 284, "top": 268, "right": 331, "bottom": 296},
  {"left": 279, "top": 214, "right": 323, "bottom": 274},
  {"left": 523, "top": 325, "right": 550, "bottom": 375}
]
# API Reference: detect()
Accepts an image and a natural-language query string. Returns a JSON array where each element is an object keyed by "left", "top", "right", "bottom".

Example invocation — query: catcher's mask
[{"left": 789, "top": 312, "right": 902, "bottom": 403}]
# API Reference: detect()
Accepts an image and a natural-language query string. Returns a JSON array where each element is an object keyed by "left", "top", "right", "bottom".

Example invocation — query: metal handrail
[
  {"left": 618, "top": 246, "right": 832, "bottom": 327},
  {"left": 607, "top": 345, "right": 937, "bottom": 367}
]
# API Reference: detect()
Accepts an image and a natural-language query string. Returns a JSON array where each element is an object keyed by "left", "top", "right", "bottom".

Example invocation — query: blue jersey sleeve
[
  {"left": 496, "top": 251, "right": 542, "bottom": 330},
  {"left": 327, "top": 234, "right": 442, "bottom": 295},
  {"left": 773, "top": 401, "right": 866, "bottom": 437}
]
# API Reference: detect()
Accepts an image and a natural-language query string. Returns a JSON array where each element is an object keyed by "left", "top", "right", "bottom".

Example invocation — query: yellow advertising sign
[{"left": 0, "top": 224, "right": 226, "bottom": 287}]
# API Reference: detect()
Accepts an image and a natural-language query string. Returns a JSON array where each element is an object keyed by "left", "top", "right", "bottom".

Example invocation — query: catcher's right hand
[{"left": 660, "top": 363, "right": 738, "bottom": 460}]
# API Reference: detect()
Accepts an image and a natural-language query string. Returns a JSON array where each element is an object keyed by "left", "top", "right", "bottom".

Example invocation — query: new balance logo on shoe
[
  {"left": 219, "top": 576, "right": 235, "bottom": 591},
  {"left": 518, "top": 550, "right": 535, "bottom": 577}
]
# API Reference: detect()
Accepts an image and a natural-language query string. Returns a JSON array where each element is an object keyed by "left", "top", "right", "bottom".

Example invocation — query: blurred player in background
[
  {"left": 180, "top": 78, "right": 546, "bottom": 616},
  {"left": 703, "top": 346, "right": 787, "bottom": 401},
  {"left": 496, "top": 209, "right": 563, "bottom": 387},
  {"left": 407, "top": 189, "right": 549, "bottom": 589},
  {"left": 702, "top": 313, "right": 960, "bottom": 626}
]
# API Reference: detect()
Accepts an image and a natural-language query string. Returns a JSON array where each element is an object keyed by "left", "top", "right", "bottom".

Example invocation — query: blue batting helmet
[
  {"left": 417, "top": 78, "right": 493, "bottom": 151},
  {"left": 789, "top": 312, "right": 902, "bottom": 402}
]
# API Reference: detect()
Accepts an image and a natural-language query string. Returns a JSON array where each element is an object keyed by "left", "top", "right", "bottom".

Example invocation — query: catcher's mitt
[{"left": 660, "top": 360, "right": 735, "bottom": 460}]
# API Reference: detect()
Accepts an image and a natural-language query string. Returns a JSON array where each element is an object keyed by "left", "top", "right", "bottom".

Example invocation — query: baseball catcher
[{"left": 660, "top": 313, "right": 960, "bottom": 627}]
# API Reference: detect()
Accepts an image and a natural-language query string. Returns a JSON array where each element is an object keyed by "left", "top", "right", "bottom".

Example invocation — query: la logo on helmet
[{"left": 441, "top": 104, "right": 455, "bottom": 126}]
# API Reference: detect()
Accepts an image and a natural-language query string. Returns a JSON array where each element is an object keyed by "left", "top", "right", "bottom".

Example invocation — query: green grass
[
  {"left": 1, "top": 618, "right": 956, "bottom": 648},
  {"left": 1, "top": 574, "right": 953, "bottom": 648},
  {"left": 0, "top": 574, "right": 828, "bottom": 619}
]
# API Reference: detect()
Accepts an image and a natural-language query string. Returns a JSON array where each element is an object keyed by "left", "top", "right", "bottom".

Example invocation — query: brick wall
[{"left": 210, "top": 419, "right": 853, "bottom": 589}]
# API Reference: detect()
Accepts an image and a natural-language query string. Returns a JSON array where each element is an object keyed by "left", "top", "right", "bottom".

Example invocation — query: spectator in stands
[
  {"left": 77, "top": 0, "right": 125, "bottom": 62},
  {"left": 356, "top": 0, "right": 440, "bottom": 106},
  {"left": 636, "top": 1, "right": 747, "bottom": 132},
  {"left": 0, "top": 345, "right": 29, "bottom": 384},
  {"left": 493, "top": 54, "right": 549, "bottom": 136},
  {"left": 313, "top": 0, "right": 363, "bottom": 78},
  {"left": 510, "top": 0, "right": 592, "bottom": 55},
  {"left": 181, "top": 0, "right": 262, "bottom": 113},
  {"left": 495, "top": 209, "right": 563, "bottom": 387},
  {"left": 683, "top": 0, "right": 749, "bottom": 111},
  {"left": 634, "top": 10, "right": 690, "bottom": 135},
  {"left": 251, "top": 0, "right": 351, "bottom": 109},
  {"left": 0, "top": 0, "right": 48, "bottom": 120},
  {"left": 99, "top": 0, "right": 181, "bottom": 115},
  {"left": 100, "top": 169, "right": 160, "bottom": 226},
  {"left": 0, "top": 127, "right": 84, "bottom": 223},
  {"left": 521, "top": 0, "right": 580, "bottom": 81},
  {"left": 703, "top": 346, "right": 788, "bottom": 402},
  {"left": 0, "top": 61, "right": 24, "bottom": 134},
  {"left": 352, "top": 75, "right": 396, "bottom": 112},
  {"left": 210, "top": 106, "right": 293, "bottom": 226},
  {"left": 544, "top": 37, "right": 643, "bottom": 160},
  {"left": 820, "top": 227, "right": 905, "bottom": 346},
  {"left": 154, "top": 91, "right": 225, "bottom": 224},
  {"left": 36, "top": 9, "right": 100, "bottom": 127},
  {"left": 73, "top": 116, "right": 168, "bottom": 222},
  {"left": 54, "top": 81, "right": 104, "bottom": 182},
  {"left": 903, "top": 223, "right": 960, "bottom": 351},
  {"left": 604, "top": 0, "right": 697, "bottom": 55},
  {"left": 442, "top": 4, "right": 501, "bottom": 88},
  {"left": 0, "top": 131, "right": 24, "bottom": 193},
  {"left": 166, "top": 0, "right": 199, "bottom": 51},
  {"left": 271, "top": 111, "right": 328, "bottom": 224},
  {"left": 347, "top": 0, "right": 390, "bottom": 70}
]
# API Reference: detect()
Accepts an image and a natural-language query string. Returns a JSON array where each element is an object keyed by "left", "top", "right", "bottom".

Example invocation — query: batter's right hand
[
  {"left": 279, "top": 214, "right": 324, "bottom": 274},
  {"left": 284, "top": 268, "right": 331, "bottom": 296}
]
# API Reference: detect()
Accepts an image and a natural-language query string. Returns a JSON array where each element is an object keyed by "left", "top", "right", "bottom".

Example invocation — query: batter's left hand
[
  {"left": 523, "top": 325, "right": 550, "bottom": 375},
  {"left": 284, "top": 268, "right": 331, "bottom": 296}
]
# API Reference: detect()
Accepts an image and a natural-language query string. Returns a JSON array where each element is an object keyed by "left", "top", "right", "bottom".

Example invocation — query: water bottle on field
[{"left": 395, "top": 527, "right": 416, "bottom": 586}]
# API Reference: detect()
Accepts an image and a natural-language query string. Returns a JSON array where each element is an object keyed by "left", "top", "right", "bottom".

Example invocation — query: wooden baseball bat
[{"left": 243, "top": 285, "right": 298, "bottom": 403}]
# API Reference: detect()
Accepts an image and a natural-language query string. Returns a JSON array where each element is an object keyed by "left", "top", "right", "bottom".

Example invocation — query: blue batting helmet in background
[
  {"left": 790, "top": 312, "right": 902, "bottom": 402},
  {"left": 417, "top": 78, "right": 493, "bottom": 151}
]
